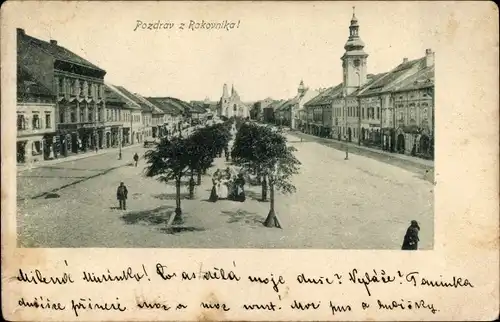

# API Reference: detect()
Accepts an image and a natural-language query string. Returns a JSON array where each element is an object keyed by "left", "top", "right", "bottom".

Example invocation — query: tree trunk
[
  {"left": 174, "top": 179, "right": 183, "bottom": 224},
  {"left": 263, "top": 183, "right": 281, "bottom": 228},
  {"left": 197, "top": 167, "right": 202, "bottom": 185},
  {"left": 256, "top": 167, "right": 262, "bottom": 184},
  {"left": 261, "top": 176, "right": 268, "bottom": 201},
  {"left": 189, "top": 169, "right": 195, "bottom": 199}
]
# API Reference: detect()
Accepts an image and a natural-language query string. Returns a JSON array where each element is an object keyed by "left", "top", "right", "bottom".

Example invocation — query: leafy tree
[
  {"left": 144, "top": 137, "right": 192, "bottom": 225},
  {"left": 232, "top": 123, "right": 301, "bottom": 227}
]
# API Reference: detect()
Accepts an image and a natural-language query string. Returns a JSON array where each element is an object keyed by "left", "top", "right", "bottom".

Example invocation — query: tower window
[{"left": 354, "top": 59, "right": 361, "bottom": 67}]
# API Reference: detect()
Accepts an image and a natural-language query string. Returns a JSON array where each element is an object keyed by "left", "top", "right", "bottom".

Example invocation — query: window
[
  {"left": 32, "top": 114, "right": 41, "bottom": 129},
  {"left": 88, "top": 83, "right": 92, "bottom": 97},
  {"left": 58, "top": 78, "right": 64, "bottom": 94},
  {"left": 70, "top": 108, "right": 76, "bottom": 123},
  {"left": 59, "top": 108, "right": 65, "bottom": 123},
  {"left": 32, "top": 141, "right": 42, "bottom": 156},
  {"left": 17, "top": 114, "right": 26, "bottom": 130},
  {"left": 377, "top": 107, "right": 380, "bottom": 119},
  {"left": 80, "top": 108, "right": 84, "bottom": 122},
  {"left": 45, "top": 113, "right": 51, "bottom": 128},
  {"left": 362, "top": 107, "right": 365, "bottom": 119},
  {"left": 88, "top": 108, "right": 93, "bottom": 122},
  {"left": 98, "top": 108, "right": 102, "bottom": 122}
]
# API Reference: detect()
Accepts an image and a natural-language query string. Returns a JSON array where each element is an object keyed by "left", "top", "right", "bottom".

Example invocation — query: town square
[{"left": 15, "top": 6, "right": 434, "bottom": 249}]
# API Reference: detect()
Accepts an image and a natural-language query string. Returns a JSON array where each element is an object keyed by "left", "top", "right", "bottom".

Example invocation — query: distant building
[{"left": 218, "top": 84, "right": 250, "bottom": 118}]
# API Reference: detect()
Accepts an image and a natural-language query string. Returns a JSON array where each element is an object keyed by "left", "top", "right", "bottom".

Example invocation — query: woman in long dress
[
  {"left": 218, "top": 178, "right": 229, "bottom": 199},
  {"left": 209, "top": 177, "right": 219, "bottom": 202}
]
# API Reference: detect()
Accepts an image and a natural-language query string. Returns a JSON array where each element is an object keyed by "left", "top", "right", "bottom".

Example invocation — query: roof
[
  {"left": 104, "top": 84, "right": 127, "bottom": 106},
  {"left": 17, "top": 65, "right": 55, "bottom": 99},
  {"left": 18, "top": 30, "right": 105, "bottom": 73},
  {"left": 144, "top": 97, "right": 183, "bottom": 116},
  {"left": 391, "top": 65, "right": 434, "bottom": 92},
  {"left": 146, "top": 97, "right": 196, "bottom": 114},
  {"left": 276, "top": 97, "right": 300, "bottom": 112},
  {"left": 263, "top": 100, "right": 286, "bottom": 111},
  {"left": 190, "top": 101, "right": 208, "bottom": 114},
  {"left": 304, "top": 83, "right": 344, "bottom": 107},
  {"left": 105, "top": 84, "right": 142, "bottom": 110},
  {"left": 350, "top": 72, "right": 389, "bottom": 96},
  {"left": 115, "top": 86, "right": 152, "bottom": 111},
  {"left": 357, "top": 57, "right": 425, "bottom": 97}
]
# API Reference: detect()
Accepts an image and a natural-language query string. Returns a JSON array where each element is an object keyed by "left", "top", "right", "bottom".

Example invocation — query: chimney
[
  {"left": 403, "top": 57, "right": 408, "bottom": 64},
  {"left": 425, "top": 48, "right": 434, "bottom": 67},
  {"left": 50, "top": 40, "right": 58, "bottom": 46}
]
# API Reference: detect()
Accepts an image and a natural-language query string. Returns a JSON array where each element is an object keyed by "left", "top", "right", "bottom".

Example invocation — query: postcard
[{"left": 1, "top": 1, "right": 498, "bottom": 321}]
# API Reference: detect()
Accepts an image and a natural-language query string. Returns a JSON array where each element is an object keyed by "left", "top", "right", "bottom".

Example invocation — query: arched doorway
[
  {"left": 347, "top": 128, "right": 352, "bottom": 142},
  {"left": 397, "top": 134, "right": 405, "bottom": 153}
]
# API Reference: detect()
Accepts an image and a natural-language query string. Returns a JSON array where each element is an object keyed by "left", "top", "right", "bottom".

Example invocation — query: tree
[
  {"left": 232, "top": 123, "right": 301, "bottom": 227},
  {"left": 262, "top": 143, "right": 301, "bottom": 228},
  {"left": 144, "top": 137, "right": 192, "bottom": 225}
]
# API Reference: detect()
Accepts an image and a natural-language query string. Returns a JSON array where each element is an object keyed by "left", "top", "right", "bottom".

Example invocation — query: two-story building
[
  {"left": 114, "top": 86, "right": 145, "bottom": 144},
  {"left": 16, "top": 65, "right": 57, "bottom": 164},
  {"left": 17, "top": 28, "right": 107, "bottom": 158}
]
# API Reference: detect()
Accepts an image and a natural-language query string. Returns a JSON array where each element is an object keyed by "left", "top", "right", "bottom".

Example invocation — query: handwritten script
[{"left": 12, "top": 261, "right": 475, "bottom": 318}]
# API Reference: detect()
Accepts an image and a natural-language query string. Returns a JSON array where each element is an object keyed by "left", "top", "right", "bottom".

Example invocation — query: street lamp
[
  {"left": 118, "top": 128, "right": 122, "bottom": 160},
  {"left": 343, "top": 92, "right": 349, "bottom": 160}
]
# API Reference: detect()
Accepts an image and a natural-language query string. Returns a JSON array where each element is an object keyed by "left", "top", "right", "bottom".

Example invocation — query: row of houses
[
  {"left": 254, "top": 11, "right": 435, "bottom": 160},
  {"left": 16, "top": 28, "right": 207, "bottom": 164}
]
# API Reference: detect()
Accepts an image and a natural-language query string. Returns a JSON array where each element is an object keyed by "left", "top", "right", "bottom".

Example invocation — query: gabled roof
[
  {"left": 263, "top": 100, "right": 286, "bottom": 111},
  {"left": 18, "top": 29, "right": 105, "bottom": 73},
  {"left": 104, "top": 84, "right": 127, "bottom": 106},
  {"left": 115, "top": 86, "right": 152, "bottom": 111},
  {"left": 357, "top": 57, "right": 425, "bottom": 97},
  {"left": 105, "top": 84, "right": 142, "bottom": 110},
  {"left": 146, "top": 97, "right": 196, "bottom": 114},
  {"left": 304, "top": 83, "right": 344, "bottom": 107},
  {"left": 17, "top": 65, "right": 55, "bottom": 100},
  {"left": 144, "top": 97, "right": 182, "bottom": 116},
  {"left": 391, "top": 65, "right": 434, "bottom": 93},
  {"left": 350, "top": 72, "right": 389, "bottom": 96}
]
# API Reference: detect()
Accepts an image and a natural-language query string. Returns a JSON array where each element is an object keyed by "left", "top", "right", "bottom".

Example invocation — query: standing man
[
  {"left": 116, "top": 182, "right": 128, "bottom": 210},
  {"left": 133, "top": 153, "right": 139, "bottom": 167}
]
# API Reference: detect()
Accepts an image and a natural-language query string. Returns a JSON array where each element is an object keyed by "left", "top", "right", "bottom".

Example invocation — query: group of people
[{"left": 209, "top": 167, "right": 246, "bottom": 203}]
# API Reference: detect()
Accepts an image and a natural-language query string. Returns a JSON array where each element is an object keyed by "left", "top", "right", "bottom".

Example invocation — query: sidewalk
[
  {"left": 288, "top": 130, "right": 434, "bottom": 169},
  {"left": 17, "top": 143, "right": 142, "bottom": 173}
]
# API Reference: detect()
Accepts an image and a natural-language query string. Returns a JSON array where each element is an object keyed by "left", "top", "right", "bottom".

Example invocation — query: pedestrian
[
  {"left": 116, "top": 182, "right": 128, "bottom": 210},
  {"left": 402, "top": 220, "right": 420, "bottom": 250},
  {"left": 224, "top": 145, "right": 230, "bottom": 162},
  {"left": 133, "top": 153, "right": 139, "bottom": 167},
  {"left": 209, "top": 176, "right": 219, "bottom": 202},
  {"left": 234, "top": 173, "right": 246, "bottom": 202}
]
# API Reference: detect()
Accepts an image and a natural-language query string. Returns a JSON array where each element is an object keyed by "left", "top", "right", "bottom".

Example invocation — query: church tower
[{"left": 341, "top": 7, "right": 368, "bottom": 96}]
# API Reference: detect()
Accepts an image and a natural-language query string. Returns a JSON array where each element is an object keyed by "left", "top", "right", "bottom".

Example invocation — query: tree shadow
[
  {"left": 158, "top": 226, "right": 206, "bottom": 235},
  {"left": 121, "top": 205, "right": 174, "bottom": 225},
  {"left": 153, "top": 193, "right": 190, "bottom": 200},
  {"left": 221, "top": 209, "right": 265, "bottom": 226},
  {"left": 245, "top": 190, "right": 268, "bottom": 202}
]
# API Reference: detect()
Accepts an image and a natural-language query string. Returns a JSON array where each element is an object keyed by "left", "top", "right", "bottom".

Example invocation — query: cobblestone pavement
[{"left": 17, "top": 134, "right": 433, "bottom": 249}]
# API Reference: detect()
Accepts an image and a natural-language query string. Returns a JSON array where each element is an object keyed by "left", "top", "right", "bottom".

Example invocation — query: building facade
[
  {"left": 17, "top": 28, "right": 108, "bottom": 158},
  {"left": 302, "top": 10, "right": 435, "bottom": 159},
  {"left": 16, "top": 66, "right": 57, "bottom": 164},
  {"left": 218, "top": 84, "right": 250, "bottom": 119}
]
